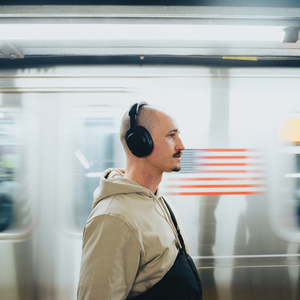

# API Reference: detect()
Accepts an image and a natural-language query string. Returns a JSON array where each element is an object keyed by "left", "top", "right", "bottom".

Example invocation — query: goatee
[{"left": 172, "top": 166, "right": 181, "bottom": 172}]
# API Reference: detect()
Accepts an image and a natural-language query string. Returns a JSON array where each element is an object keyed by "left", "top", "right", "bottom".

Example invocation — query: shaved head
[{"left": 120, "top": 104, "right": 167, "bottom": 153}]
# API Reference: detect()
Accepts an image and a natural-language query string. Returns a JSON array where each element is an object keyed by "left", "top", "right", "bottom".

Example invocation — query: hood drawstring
[{"left": 153, "top": 196, "right": 182, "bottom": 250}]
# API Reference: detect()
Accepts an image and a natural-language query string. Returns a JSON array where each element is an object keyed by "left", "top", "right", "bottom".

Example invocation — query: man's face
[{"left": 147, "top": 111, "right": 185, "bottom": 174}]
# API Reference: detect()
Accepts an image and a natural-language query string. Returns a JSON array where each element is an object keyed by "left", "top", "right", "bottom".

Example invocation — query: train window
[
  {"left": 270, "top": 116, "right": 300, "bottom": 242},
  {"left": 58, "top": 108, "right": 125, "bottom": 235},
  {"left": 0, "top": 108, "right": 37, "bottom": 240}
]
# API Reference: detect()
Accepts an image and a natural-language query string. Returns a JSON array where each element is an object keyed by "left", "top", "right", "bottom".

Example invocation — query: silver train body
[{"left": 0, "top": 64, "right": 299, "bottom": 300}]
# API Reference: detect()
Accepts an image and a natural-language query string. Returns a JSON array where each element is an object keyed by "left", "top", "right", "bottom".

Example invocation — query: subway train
[{"left": 0, "top": 63, "right": 299, "bottom": 300}]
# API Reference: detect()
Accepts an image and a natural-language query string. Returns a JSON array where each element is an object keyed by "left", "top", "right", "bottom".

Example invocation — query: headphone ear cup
[{"left": 125, "top": 126, "right": 153, "bottom": 157}]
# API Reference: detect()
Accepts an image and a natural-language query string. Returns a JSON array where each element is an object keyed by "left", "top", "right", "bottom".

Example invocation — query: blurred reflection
[
  {"left": 0, "top": 118, "right": 19, "bottom": 233},
  {"left": 198, "top": 68, "right": 230, "bottom": 300},
  {"left": 296, "top": 153, "right": 300, "bottom": 226},
  {"left": 0, "top": 194, "right": 13, "bottom": 232},
  {"left": 231, "top": 193, "right": 292, "bottom": 300},
  {"left": 74, "top": 117, "right": 117, "bottom": 230},
  {"left": 279, "top": 117, "right": 300, "bottom": 226},
  {"left": 0, "top": 77, "right": 33, "bottom": 300}
]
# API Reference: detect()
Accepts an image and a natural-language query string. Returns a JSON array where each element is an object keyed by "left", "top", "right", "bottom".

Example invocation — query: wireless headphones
[{"left": 125, "top": 102, "right": 154, "bottom": 157}]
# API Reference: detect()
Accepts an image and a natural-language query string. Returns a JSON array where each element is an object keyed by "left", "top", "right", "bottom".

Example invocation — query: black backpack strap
[{"left": 162, "top": 197, "right": 185, "bottom": 249}]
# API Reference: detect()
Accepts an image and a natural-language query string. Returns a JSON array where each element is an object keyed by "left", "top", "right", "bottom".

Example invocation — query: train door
[
  {"left": 0, "top": 107, "right": 38, "bottom": 300},
  {"left": 55, "top": 107, "right": 125, "bottom": 299}
]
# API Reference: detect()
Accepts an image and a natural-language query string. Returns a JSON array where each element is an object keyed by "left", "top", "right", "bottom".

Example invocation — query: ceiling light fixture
[{"left": 0, "top": 24, "right": 290, "bottom": 42}]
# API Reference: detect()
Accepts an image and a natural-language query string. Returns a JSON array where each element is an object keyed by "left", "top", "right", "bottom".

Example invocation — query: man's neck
[{"left": 124, "top": 163, "right": 162, "bottom": 195}]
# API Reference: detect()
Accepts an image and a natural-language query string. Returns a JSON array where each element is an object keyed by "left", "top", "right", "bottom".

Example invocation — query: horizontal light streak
[
  {"left": 285, "top": 173, "right": 300, "bottom": 178},
  {"left": 168, "top": 177, "right": 263, "bottom": 181},
  {"left": 194, "top": 253, "right": 300, "bottom": 259},
  {"left": 201, "top": 170, "right": 263, "bottom": 173},
  {"left": 0, "top": 24, "right": 285, "bottom": 42},
  {"left": 164, "top": 184, "right": 264, "bottom": 195},
  {"left": 182, "top": 149, "right": 264, "bottom": 176},
  {"left": 197, "top": 166, "right": 262, "bottom": 171},
  {"left": 164, "top": 185, "right": 264, "bottom": 191},
  {"left": 166, "top": 148, "right": 265, "bottom": 195},
  {"left": 168, "top": 191, "right": 263, "bottom": 196},
  {"left": 86, "top": 172, "right": 102, "bottom": 178},
  {"left": 198, "top": 149, "right": 253, "bottom": 152},
  {"left": 166, "top": 184, "right": 264, "bottom": 189},
  {"left": 200, "top": 156, "right": 250, "bottom": 159},
  {"left": 198, "top": 163, "right": 259, "bottom": 166},
  {"left": 196, "top": 264, "right": 300, "bottom": 270}
]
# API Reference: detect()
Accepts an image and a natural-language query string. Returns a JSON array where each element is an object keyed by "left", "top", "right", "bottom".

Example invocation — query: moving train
[{"left": 0, "top": 63, "right": 299, "bottom": 300}]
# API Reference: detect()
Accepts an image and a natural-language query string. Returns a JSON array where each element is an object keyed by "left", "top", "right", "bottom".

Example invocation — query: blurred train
[{"left": 0, "top": 63, "right": 299, "bottom": 300}]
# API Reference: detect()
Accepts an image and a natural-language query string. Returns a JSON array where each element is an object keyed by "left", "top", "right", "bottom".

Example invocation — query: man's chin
[{"left": 172, "top": 166, "right": 181, "bottom": 172}]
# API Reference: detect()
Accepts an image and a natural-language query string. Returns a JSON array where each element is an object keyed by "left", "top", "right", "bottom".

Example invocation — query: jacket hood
[{"left": 92, "top": 168, "right": 164, "bottom": 209}]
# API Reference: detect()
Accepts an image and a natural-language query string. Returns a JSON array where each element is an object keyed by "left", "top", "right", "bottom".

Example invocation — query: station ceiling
[{"left": 0, "top": 3, "right": 300, "bottom": 62}]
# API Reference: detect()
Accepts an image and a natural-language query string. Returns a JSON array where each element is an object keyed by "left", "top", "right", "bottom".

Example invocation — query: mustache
[{"left": 173, "top": 151, "right": 182, "bottom": 157}]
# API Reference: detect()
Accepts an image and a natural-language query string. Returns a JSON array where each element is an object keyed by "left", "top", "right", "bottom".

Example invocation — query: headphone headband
[
  {"left": 125, "top": 102, "right": 153, "bottom": 157},
  {"left": 128, "top": 102, "right": 148, "bottom": 128}
]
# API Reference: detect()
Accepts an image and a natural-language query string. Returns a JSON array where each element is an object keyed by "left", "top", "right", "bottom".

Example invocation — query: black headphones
[{"left": 125, "top": 102, "right": 154, "bottom": 157}]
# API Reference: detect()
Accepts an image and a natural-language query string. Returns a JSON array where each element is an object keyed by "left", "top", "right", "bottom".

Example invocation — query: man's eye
[{"left": 169, "top": 134, "right": 175, "bottom": 138}]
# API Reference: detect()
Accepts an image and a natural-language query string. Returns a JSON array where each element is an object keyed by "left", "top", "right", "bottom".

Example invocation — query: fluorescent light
[
  {"left": 0, "top": 24, "right": 286, "bottom": 42},
  {"left": 86, "top": 172, "right": 102, "bottom": 178},
  {"left": 285, "top": 173, "right": 300, "bottom": 178}
]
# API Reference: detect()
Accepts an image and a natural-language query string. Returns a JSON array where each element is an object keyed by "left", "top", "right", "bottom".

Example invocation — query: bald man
[{"left": 77, "top": 103, "right": 202, "bottom": 300}]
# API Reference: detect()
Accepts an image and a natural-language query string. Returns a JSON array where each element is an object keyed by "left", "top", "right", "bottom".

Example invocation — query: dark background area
[{"left": 1, "top": 56, "right": 300, "bottom": 69}]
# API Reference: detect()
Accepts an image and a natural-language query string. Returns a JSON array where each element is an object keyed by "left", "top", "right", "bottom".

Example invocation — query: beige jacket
[{"left": 77, "top": 168, "right": 187, "bottom": 300}]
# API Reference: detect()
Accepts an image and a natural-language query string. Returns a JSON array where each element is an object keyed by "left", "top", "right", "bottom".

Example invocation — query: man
[{"left": 77, "top": 103, "right": 202, "bottom": 300}]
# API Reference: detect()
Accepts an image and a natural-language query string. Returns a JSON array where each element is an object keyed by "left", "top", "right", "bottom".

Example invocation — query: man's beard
[
  {"left": 172, "top": 166, "right": 181, "bottom": 172},
  {"left": 172, "top": 151, "right": 182, "bottom": 172}
]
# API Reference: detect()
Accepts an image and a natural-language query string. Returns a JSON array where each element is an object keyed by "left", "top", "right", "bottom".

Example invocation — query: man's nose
[{"left": 176, "top": 137, "right": 185, "bottom": 151}]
